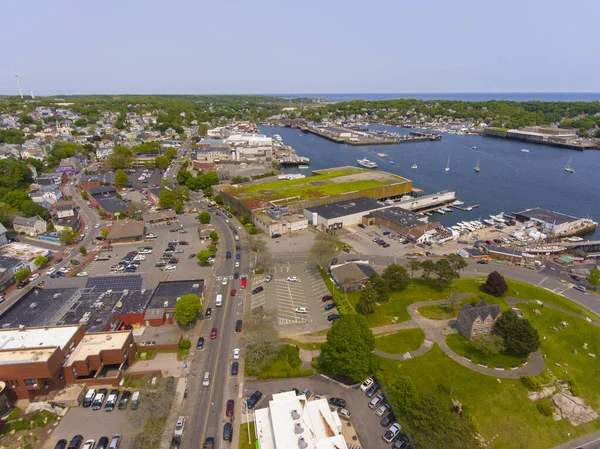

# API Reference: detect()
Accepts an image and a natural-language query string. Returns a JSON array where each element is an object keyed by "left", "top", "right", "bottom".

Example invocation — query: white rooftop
[
  {"left": 0, "top": 326, "right": 80, "bottom": 351},
  {"left": 254, "top": 391, "right": 347, "bottom": 449}
]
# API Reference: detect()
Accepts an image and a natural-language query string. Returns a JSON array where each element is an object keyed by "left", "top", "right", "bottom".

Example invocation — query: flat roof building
[
  {"left": 515, "top": 208, "right": 597, "bottom": 237},
  {"left": 304, "top": 197, "right": 382, "bottom": 230},
  {"left": 330, "top": 261, "right": 376, "bottom": 292},
  {"left": 107, "top": 221, "right": 145, "bottom": 243},
  {"left": 144, "top": 280, "right": 205, "bottom": 326},
  {"left": 254, "top": 391, "right": 348, "bottom": 449}
]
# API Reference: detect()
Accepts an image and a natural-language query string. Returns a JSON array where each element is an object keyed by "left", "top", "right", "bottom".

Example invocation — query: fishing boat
[
  {"left": 474, "top": 158, "right": 480, "bottom": 172},
  {"left": 411, "top": 157, "right": 417, "bottom": 170},
  {"left": 565, "top": 157, "right": 575, "bottom": 173},
  {"left": 445, "top": 155, "right": 450, "bottom": 172},
  {"left": 521, "top": 148, "right": 530, "bottom": 153},
  {"left": 357, "top": 158, "right": 377, "bottom": 169}
]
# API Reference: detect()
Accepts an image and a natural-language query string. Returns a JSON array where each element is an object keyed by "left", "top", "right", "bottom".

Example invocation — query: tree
[
  {"left": 198, "top": 211, "right": 211, "bottom": 224},
  {"left": 309, "top": 232, "right": 340, "bottom": 268},
  {"left": 446, "top": 253, "right": 468, "bottom": 273},
  {"left": 483, "top": 271, "right": 508, "bottom": 296},
  {"left": 59, "top": 229, "right": 77, "bottom": 245},
  {"left": 79, "top": 246, "right": 87, "bottom": 255},
  {"left": 382, "top": 264, "right": 410, "bottom": 290},
  {"left": 321, "top": 314, "right": 376, "bottom": 382},
  {"left": 420, "top": 259, "right": 436, "bottom": 280},
  {"left": 115, "top": 169, "right": 129, "bottom": 187},
  {"left": 177, "top": 169, "right": 192, "bottom": 185},
  {"left": 81, "top": 190, "right": 88, "bottom": 200},
  {"left": 209, "top": 230, "right": 219, "bottom": 242},
  {"left": 198, "top": 123, "right": 209, "bottom": 136},
  {"left": 155, "top": 155, "right": 170, "bottom": 170},
  {"left": 387, "top": 376, "right": 417, "bottom": 415},
  {"left": 196, "top": 249, "right": 212, "bottom": 266},
  {"left": 174, "top": 293, "right": 203, "bottom": 326},
  {"left": 588, "top": 267, "right": 600, "bottom": 287},
  {"left": 369, "top": 273, "right": 390, "bottom": 303},
  {"left": 471, "top": 334, "right": 505, "bottom": 356},
  {"left": 158, "top": 189, "right": 176, "bottom": 208},
  {"left": 405, "top": 392, "right": 480, "bottom": 449},
  {"left": 494, "top": 310, "right": 540, "bottom": 356},
  {"left": 34, "top": 256, "right": 48, "bottom": 267},
  {"left": 107, "top": 146, "right": 132, "bottom": 169},
  {"left": 358, "top": 282, "right": 378, "bottom": 314},
  {"left": 213, "top": 194, "right": 223, "bottom": 204},
  {"left": 433, "top": 258, "right": 460, "bottom": 287},
  {"left": 101, "top": 228, "right": 109, "bottom": 238},
  {"left": 407, "top": 259, "right": 421, "bottom": 278},
  {"left": 15, "top": 268, "right": 31, "bottom": 283},
  {"left": 173, "top": 185, "right": 190, "bottom": 204}
]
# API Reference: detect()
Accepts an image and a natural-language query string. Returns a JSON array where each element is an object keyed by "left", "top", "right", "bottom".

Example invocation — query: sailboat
[
  {"left": 565, "top": 157, "right": 575, "bottom": 173},
  {"left": 411, "top": 157, "right": 417, "bottom": 170},
  {"left": 445, "top": 155, "right": 450, "bottom": 172},
  {"left": 474, "top": 158, "right": 480, "bottom": 172}
]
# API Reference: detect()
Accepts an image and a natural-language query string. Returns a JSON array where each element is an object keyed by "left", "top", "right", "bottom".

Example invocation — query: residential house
[
  {"left": 52, "top": 203, "right": 81, "bottom": 232},
  {"left": 29, "top": 189, "right": 62, "bottom": 206},
  {"left": 12, "top": 216, "right": 47, "bottom": 237},
  {"left": 35, "top": 173, "right": 64, "bottom": 187},
  {"left": 0, "top": 223, "right": 8, "bottom": 247},
  {"left": 457, "top": 300, "right": 502, "bottom": 341}
]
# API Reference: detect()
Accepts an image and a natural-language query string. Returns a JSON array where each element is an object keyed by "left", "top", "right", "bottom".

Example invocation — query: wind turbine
[
  {"left": 30, "top": 91, "right": 35, "bottom": 99},
  {"left": 15, "top": 73, "right": 23, "bottom": 99}
]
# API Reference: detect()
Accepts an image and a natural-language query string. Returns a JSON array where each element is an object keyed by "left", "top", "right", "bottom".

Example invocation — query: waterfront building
[{"left": 515, "top": 208, "right": 597, "bottom": 237}]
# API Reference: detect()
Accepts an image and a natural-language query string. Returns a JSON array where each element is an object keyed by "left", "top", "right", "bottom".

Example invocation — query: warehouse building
[
  {"left": 107, "top": 221, "right": 145, "bottom": 243},
  {"left": 304, "top": 197, "right": 382, "bottom": 230},
  {"left": 515, "top": 208, "right": 598, "bottom": 237}
]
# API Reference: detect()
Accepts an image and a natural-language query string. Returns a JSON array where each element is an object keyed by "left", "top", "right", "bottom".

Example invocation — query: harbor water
[{"left": 259, "top": 124, "right": 600, "bottom": 240}]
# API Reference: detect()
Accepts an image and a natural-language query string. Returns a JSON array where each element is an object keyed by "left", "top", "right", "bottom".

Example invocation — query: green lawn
[
  {"left": 374, "top": 328, "right": 425, "bottom": 354},
  {"left": 445, "top": 333, "right": 526, "bottom": 369},
  {"left": 417, "top": 304, "right": 461, "bottom": 320},
  {"left": 239, "top": 422, "right": 257, "bottom": 449}
]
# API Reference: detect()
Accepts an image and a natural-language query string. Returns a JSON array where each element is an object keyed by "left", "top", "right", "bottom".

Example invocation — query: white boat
[
  {"left": 565, "top": 157, "right": 575, "bottom": 173},
  {"left": 384, "top": 199, "right": 394, "bottom": 205},
  {"left": 521, "top": 148, "right": 529, "bottom": 153},
  {"left": 474, "top": 158, "right": 480, "bottom": 172},
  {"left": 298, "top": 165, "right": 309, "bottom": 170},
  {"left": 434, "top": 209, "right": 446, "bottom": 215},
  {"left": 357, "top": 158, "right": 377, "bottom": 169},
  {"left": 411, "top": 156, "right": 417, "bottom": 170},
  {"left": 483, "top": 219, "right": 495, "bottom": 226},
  {"left": 445, "top": 155, "right": 450, "bottom": 172},
  {"left": 472, "top": 146, "right": 477, "bottom": 150},
  {"left": 452, "top": 200, "right": 464, "bottom": 206},
  {"left": 401, "top": 195, "right": 412, "bottom": 201},
  {"left": 490, "top": 215, "right": 507, "bottom": 223},
  {"left": 390, "top": 161, "right": 394, "bottom": 165}
]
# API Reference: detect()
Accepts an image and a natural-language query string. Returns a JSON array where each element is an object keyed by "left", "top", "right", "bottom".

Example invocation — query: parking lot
[
  {"left": 243, "top": 376, "right": 397, "bottom": 449},
  {"left": 249, "top": 263, "right": 334, "bottom": 332},
  {"left": 82, "top": 212, "right": 213, "bottom": 283},
  {"left": 339, "top": 224, "right": 414, "bottom": 257}
]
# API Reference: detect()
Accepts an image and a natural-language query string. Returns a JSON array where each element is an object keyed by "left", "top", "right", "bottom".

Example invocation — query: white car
[
  {"left": 287, "top": 276, "right": 299, "bottom": 282},
  {"left": 84, "top": 226, "right": 89, "bottom": 230},
  {"left": 58, "top": 267, "right": 70, "bottom": 274},
  {"left": 82, "top": 440, "right": 95, "bottom": 449},
  {"left": 30, "top": 273, "right": 40, "bottom": 281},
  {"left": 140, "top": 249, "right": 152, "bottom": 254},
  {"left": 145, "top": 233, "right": 157, "bottom": 239},
  {"left": 46, "top": 268, "right": 56, "bottom": 275},
  {"left": 133, "top": 255, "right": 146, "bottom": 261},
  {"left": 360, "top": 377, "right": 374, "bottom": 392},
  {"left": 94, "top": 224, "right": 100, "bottom": 229},
  {"left": 383, "top": 423, "right": 402, "bottom": 443},
  {"left": 166, "top": 265, "right": 177, "bottom": 271},
  {"left": 235, "top": 261, "right": 240, "bottom": 268},
  {"left": 76, "top": 272, "right": 88, "bottom": 277},
  {"left": 233, "top": 348, "right": 240, "bottom": 359},
  {"left": 295, "top": 307, "right": 308, "bottom": 314},
  {"left": 221, "top": 278, "right": 227, "bottom": 286}
]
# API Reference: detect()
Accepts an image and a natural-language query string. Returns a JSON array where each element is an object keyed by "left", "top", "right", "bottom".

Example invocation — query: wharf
[
  {"left": 450, "top": 204, "right": 480, "bottom": 211},
  {"left": 279, "top": 160, "right": 310, "bottom": 167},
  {"left": 300, "top": 126, "right": 441, "bottom": 146}
]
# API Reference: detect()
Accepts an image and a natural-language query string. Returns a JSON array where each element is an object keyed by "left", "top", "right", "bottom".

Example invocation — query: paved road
[{"left": 181, "top": 209, "right": 246, "bottom": 449}]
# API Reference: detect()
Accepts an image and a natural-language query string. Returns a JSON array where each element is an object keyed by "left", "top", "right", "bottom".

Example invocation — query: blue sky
[{"left": 1, "top": 0, "right": 598, "bottom": 95}]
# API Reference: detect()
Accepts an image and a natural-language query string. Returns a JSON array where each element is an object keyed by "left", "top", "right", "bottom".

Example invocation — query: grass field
[
  {"left": 239, "top": 422, "right": 257, "bottom": 449},
  {"left": 374, "top": 328, "right": 425, "bottom": 354},
  {"left": 445, "top": 333, "right": 526, "bottom": 369}
]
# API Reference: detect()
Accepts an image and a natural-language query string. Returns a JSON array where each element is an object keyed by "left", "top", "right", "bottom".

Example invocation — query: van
[
  {"left": 130, "top": 391, "right": 140, "bottom": 410},
  {"left": 216, "top": 294, "right": 223, "bottom": 307},
  {"left": 203, "top": 372, "right": 211, "bottom": 387}
]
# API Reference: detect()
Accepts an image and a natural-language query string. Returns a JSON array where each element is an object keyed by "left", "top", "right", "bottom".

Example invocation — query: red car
[
  {"left": 179, "top": 241, "right": 189, "bottom": 245},
  {"left": 322, "top": 295, "right": 333, "bottom": 302},
  {"left": 226, "top": 399, "right": 234, "bottom": 417},
  {"left": 231, "top": 288, "right": 236, "bottom": 296},
  {"left": 210, "top": 328, "right": 217, "bottom": 339},
  {"left": 241, "top": 277, "right": 247, "bottom": 288}
]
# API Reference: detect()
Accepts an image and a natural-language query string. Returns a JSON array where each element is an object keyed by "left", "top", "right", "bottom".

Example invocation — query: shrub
[
  {"left": 333, "top": 290, "right": 355, "bottom": 315},
  {"left": 536, "top": 401, "right": 554, "bottom": 416},
  {"left": 569, "top": 379, "right": 581, "bottom": 396},
  {"left": 483, "top": 271, "right": 508, "bottom": 296},
  {"left": 521, "top": 375, "right": 543, "bottom": 392},
  {"left": 178, "top": 339, "right": 191, "bottom": 350}
]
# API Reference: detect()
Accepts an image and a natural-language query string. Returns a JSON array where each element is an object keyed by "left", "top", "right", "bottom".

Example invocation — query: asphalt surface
[{"left": 181, "top": 209, "right": 246, "bottom": 449}]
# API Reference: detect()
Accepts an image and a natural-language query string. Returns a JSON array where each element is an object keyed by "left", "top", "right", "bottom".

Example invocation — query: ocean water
[
  {"left": 276, "top": 93, "right": 600, "bottom": 103},
  {"left": 259, "top": 125, "right": 600, "bottom": 240}
]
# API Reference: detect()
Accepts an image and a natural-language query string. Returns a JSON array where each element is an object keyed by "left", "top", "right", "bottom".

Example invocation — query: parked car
[
  {"left": 331, "top": 258, "right": 338, "bottom": 265},
  {"left": 231, "top": 288, "right": 236, "bottom": 296},
  {"left": 375, "top": 403, "right": 391, "bottom": 417},
  {"left": 108, "top": 434, "right": 121, "bottom": 449},
  {"left": 92, "top": 391, "right": 106, "bottom": 410},
  {"left": 67, "top": 435, "right": 84, "bottom": 449},
  {"left": 202, "top": 438, "right": 215, "bottom": 448},
  {"left": 287, "top": 276, "right": 299, "bottom": 282},
  {"left": 205, "top": 308, "right": 212, "bottom": 319},
  {"left": 105, "top": 389, "right": 119, "bottom": 411},
  {"left": 295, "top": 307, "right": 308, "bottom": 314},
  {"left": 83, "top": 389, "right": 96, "bottom": 407},
  {"left": 391, "top": 434, "right": 411, "bottom": 449},
  {"left": 53, "top": 440, "right": 68, "bottom": 449},
  {"left": 383, "top": 423, "right": 402, "bottom": 444},
  {"left": 96, "top": 437, "right": 109, "bottom": 449},
  {"left": 328, "top": 397, "right": 346, "bottom": 407},
  {"left": 337, "top": 407, "right": 352, "bottom": 420},
  {"left": 233, "top": 348, "right": 240, "bottom": 359},
  {"left": 366, "top": 383, "right": 380, "bottom": 398},
  {"left": 369, "top": 394, "right": 384, "bottom": 409},
  {"left": 17, "top": 279, "right": 30, "bottom": 289},
  {"left": 322, "top": 294, "right": 333, "bottom": 301},
  {"left": 82, "top": 440, "right": 95, "bottom": 449},
  {"left": 223, "top": 422, "right": 233, "bottom": 441},
  {"left": 327, "top": 314, "right": 341, "bottom": 322},
  {"left": 324, "top": 303, "right": 336, "bottom": 311},
  {"left": 197, "top": 337, "right": 205, "bottom": 349},
  {"left": 210, "top": 328, "right": 217, "bottom": 339},
  {"left": 265, "top": 274, "right": 273, "bottom": 282},
  {"left": 235, "top": 320, "right": 242, "bottom": 332},
  {"left": 231, "top": 362, "right": 239, "bottom": 376},
  {"left": 380, "top": 412, "right": 396, "bottom": 427},
  {"left": 252, "top": 286, "right": 264, "bottom": 294},
  {"left": 360, "top": 377, "right": 374, "bottom": 391},
  {"left": 118, "top": 391, "right": 131, "bottom": 409},
  {"left": 226, "top": 399, "right": 235, "bottom": 417},
  {"left": 246, "top": 391, "right": 263, "bottom": 409}
]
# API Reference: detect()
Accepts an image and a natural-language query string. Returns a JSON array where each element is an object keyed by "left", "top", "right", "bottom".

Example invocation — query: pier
[
  {"left": 298, "top": 126, "right": 442, "bottom": 146},
  {"left": 450, "top": 204, "right": 480, "bottom": 211}
]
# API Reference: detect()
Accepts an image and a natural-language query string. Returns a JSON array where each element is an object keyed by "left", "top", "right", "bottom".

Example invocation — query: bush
[
  {"left": 179, "top": 339, "right": 191, "bottom": 350},
  {"left": 569, "top": 379, "right": 581, "bottom": 396},
  {"left": 521, "top": 375, "right": 543, "bottom": 392},
  {"left": 536, "top": 401, "right": 554, "bottom": 417},
  {"left": 333, "top": 290, "right": 355, "bottom": 315}
]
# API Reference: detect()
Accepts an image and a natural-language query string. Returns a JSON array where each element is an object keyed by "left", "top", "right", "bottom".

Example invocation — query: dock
[
  {"left": 450, "top": 204, "right": 480, "bottom": 211},
  {"left": 299, "top": 126, "right": 442, "bottom": 146}
]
